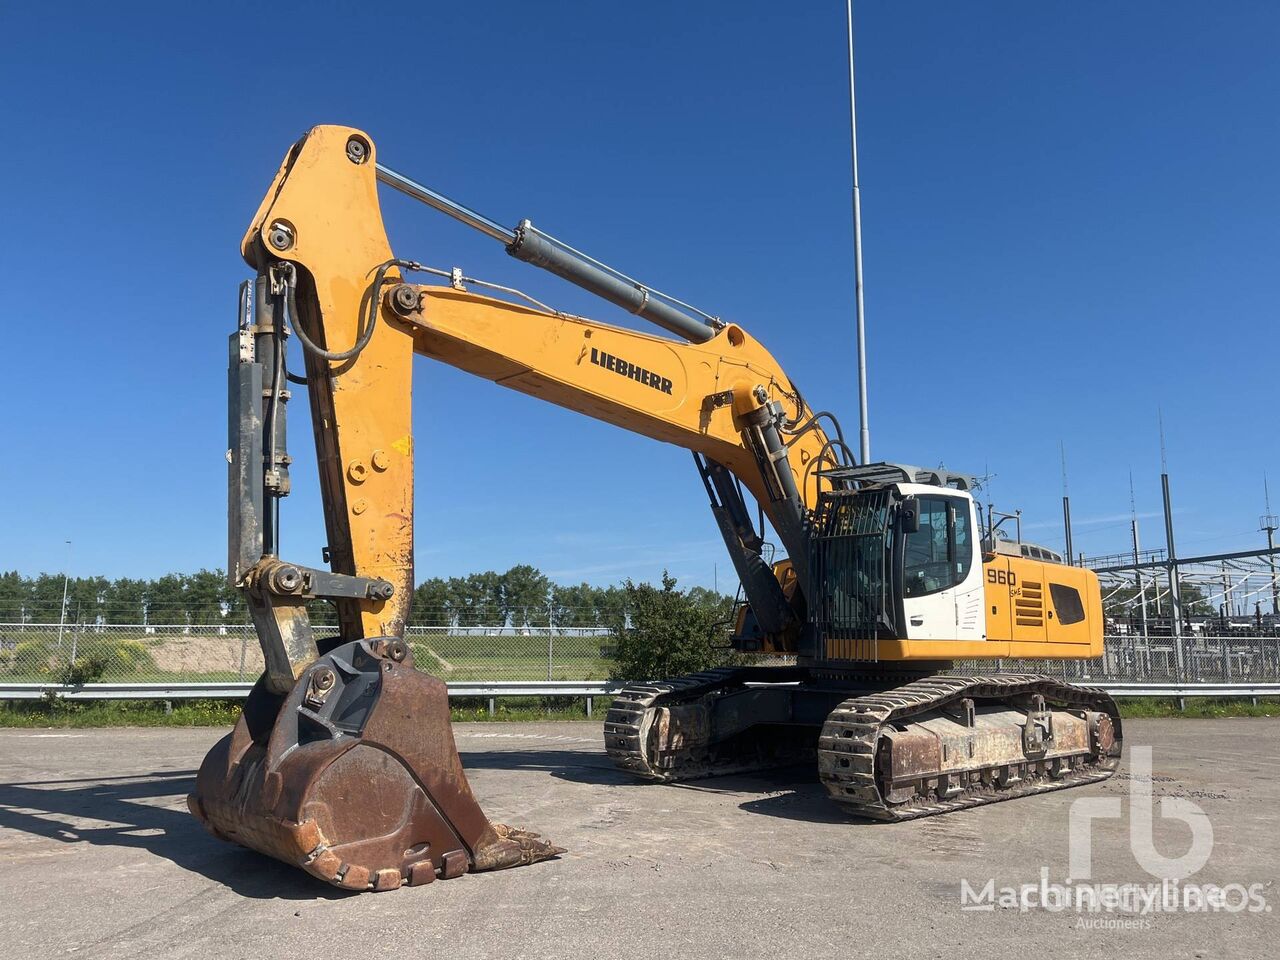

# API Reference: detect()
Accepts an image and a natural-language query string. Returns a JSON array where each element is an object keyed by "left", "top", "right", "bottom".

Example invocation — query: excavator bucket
[{"left": 189, "top": 638, "right": 562, "bottom": 891}]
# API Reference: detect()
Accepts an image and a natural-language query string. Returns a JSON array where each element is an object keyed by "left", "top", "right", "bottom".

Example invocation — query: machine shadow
[
  {"left": 460, "top": 747, "right": 870, "bottom": 826},
  {"left": 461, "top": 748, "right": 626, "bottom": 778},
  {"left": 0, "top": 772, "right": 354, "bottom": 901}
]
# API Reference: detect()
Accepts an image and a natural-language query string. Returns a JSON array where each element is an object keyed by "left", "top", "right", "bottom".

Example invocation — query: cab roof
[{"left": 818, "top": 461, "right": 979, "bottom": 492}]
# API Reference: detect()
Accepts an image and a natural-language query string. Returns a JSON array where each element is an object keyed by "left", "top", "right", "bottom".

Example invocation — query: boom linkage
[{"left": 228, "top": 121, "right": 844, "bottom": 712}]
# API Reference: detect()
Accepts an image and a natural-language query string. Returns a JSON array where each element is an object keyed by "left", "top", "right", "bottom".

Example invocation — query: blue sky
[{"left": 1, "top": 1, "right": 1276, "bottom": 587}]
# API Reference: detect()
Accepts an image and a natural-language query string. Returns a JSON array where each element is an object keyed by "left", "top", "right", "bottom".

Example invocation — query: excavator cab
[{"left": 804, "top": 470, "right": 987, "bottom": 652}]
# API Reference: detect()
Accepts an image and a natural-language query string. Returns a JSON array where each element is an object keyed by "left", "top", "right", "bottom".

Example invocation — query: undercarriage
[{"left": 604, "top": 666, "right": 1122, "bottom": 821}]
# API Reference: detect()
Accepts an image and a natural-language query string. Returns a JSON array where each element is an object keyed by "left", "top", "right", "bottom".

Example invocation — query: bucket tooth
[{"left": 189, "top": 638, "right": 561, "bottom": 891}]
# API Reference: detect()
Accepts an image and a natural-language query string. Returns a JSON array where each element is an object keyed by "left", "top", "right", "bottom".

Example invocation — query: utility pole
[
  {"left": 56, "top": 539, "right": 72, "bottom": 649},
  {"left": 1220, "top": 561, "right": 1231, "bottom": 623},
  {"left": 846, "top": 0, "right": 870, "bottom": 464},
  {"left": 1159, "top": 414, "right": 1184, "bottom": 678},
  {"left": 1060, "top": 442, "right": 1073, "bottom": 564},
  {"left": 1262, "top": 474, "right": 1278, "bottom": 616},
  {"left": 1130, "top": 473, "right": 1148, "bottom": 639}
]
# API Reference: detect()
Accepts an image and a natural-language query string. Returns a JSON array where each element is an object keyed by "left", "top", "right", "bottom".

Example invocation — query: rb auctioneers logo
[{"left": 959, "top": 747, "right": 1270, "bottom": 927}]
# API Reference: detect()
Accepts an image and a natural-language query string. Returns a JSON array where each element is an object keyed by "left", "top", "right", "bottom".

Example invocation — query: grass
[
  {"left": 0, "top": 696, "right": 611, "bottom": 728},
  {"left": 1, "top": 695, "right": 1273, "bottom": 728},
  {"left": 0, "top": 698, "right": 246, "bottom": 728},
  {"left": 1, "top": 634, "right": 616, "bottom": 683},
  {"left": 1116, "top": 696, "right": 1279, "bottom": 718}
]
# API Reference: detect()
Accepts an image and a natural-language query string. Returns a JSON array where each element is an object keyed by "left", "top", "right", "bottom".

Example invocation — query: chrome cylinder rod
[
  {"left": 374, "top": 162, "right": 718, "bottom": 343},
  {"left": 376, "top": 163, "right": 515, "bottom": 243}
]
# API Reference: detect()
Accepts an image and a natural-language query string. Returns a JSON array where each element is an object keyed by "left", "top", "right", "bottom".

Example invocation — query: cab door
[{"left": 900, "top": 494, "right": 983, "bottom": 641}]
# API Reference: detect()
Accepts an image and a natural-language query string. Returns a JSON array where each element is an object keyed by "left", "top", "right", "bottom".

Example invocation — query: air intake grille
[{"left": 1015, "top": 579, "right": 1045, "bottom": 628}]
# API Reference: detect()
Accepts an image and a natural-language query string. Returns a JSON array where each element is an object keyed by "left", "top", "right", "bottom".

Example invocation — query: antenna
[{"left": 1158, "top": 408, "right": 1168, "bottom": 473}]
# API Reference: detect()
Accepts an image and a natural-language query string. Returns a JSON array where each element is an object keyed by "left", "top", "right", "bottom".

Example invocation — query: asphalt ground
[{"left": 0, "top": 718, "right": 1275, "bottom": 959}]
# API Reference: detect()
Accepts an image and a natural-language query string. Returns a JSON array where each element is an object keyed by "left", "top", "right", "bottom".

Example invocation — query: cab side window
[{"left": 903, "top": 497, "right": 972, "bottom": 597}]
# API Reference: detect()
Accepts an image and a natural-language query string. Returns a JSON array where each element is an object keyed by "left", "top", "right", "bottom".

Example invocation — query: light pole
[
  {"left": 56, "top": 540, "right": 72, "bottom": 648},
  {"left": 846, "top": 0, "right": 871, "bottom": 464},
  {"left": 1262, "top": 475, "right": 1278, "bottom": 616}
]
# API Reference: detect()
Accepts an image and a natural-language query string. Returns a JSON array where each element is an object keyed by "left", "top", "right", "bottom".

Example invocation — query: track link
[
  {"left": 603, "top": 668, "right": 744, "bottom": 780},
  {"left": 817, "top": 674, "right": 1122, "bottom": 821}
]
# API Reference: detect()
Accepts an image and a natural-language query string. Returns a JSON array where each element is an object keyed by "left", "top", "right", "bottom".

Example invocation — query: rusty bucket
[{"left": 189, "top": 638, "right": 562, "bottom": 891}]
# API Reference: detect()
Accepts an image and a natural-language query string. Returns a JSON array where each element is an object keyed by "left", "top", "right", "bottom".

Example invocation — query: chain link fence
[
  {"left": 0, "top": 621, "right": 617, "bottom": 685},
  {"left": 3, "top": 619, "right": 1277, "bottom": 688},
  {"left": 953, "top": 631, "right": 1280, "bottom": 684}
]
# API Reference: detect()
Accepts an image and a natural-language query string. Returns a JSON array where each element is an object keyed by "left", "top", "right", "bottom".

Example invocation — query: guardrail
[
  {"left": 2, "top": 679, "right": 1277, "bottom": 702},
  {"left": 0, "top": 679, "right": 628, "bottom": 700},
  {"left": 1092, "top": 682, "right": 1280, "bottom": 698},
  {"left": 0, "top": 679, "right": 631, "bottom": 716}
]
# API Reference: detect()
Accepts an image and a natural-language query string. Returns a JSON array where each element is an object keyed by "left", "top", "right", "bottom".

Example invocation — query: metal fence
[
  {"left": 0, "top": 622, "right": 616, "bottom": 686},
  {"left": 953, "top": 631, "right": 1280, "bottom": 684},
  {"left": 1, "top": 621, "right": 1277, "bottom": 694}
]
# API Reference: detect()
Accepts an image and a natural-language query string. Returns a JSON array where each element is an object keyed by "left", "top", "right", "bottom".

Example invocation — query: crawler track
[
  {"left": 605, "top": 670, "right": 1122, "bottom": 822},
  {"left": 817, "top": 674, "right": 1122, "bottom": 821},
  {"left": 604, "top": 667, "right": 822, "bottom": 780}
]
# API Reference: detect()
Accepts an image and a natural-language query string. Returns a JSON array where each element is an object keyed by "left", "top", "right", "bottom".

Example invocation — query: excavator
[{"left": 189, "top": 125, "right": 1122, "bottom": 892}]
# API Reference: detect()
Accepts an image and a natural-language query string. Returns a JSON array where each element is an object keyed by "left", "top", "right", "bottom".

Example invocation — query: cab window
[{"left": 903, "top": 496, "right": 972, "bottom": 597}]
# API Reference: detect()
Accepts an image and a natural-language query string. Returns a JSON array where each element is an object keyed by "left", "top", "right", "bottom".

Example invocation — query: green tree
[
  {"left": 609, "top": 572, "right": 733, "bottom": 681},
  {"left": 686, "top": 585, "right": 732, "bottom": 612},
  {"left": 103, "top": 577, "right": 148, "bottom": 623},
  {"left": 0, "top": 571, "right": 31, "bottom": 622},
  {"left": 66, "top": 576, "right": 109, "bottom": 624},
  {"left": 29, "top": 573, "right": 70, "bottom": 621},
  {"left": 146, "top": 573, "right": 188, "bottom": 624},
  {"left": 550, "top": 582, "right": 599, "bottom": 627},
  {"left": 410, "top": 578, "right": 451, "bottom": 626},
  {"left": 594, "top": 584, "right": 629, "bottom": 627},
  {"left": 501, "top": 565, "right": 551, "bottom": 625},
  {"left": 221, "top": 572, "right": 247, "bottom": 621},
  {"left": 447, "top": 572, "right": 502, "bottom": 625},
  {"left": 184, "top": 569, "right": 226, "bottom": 624}
]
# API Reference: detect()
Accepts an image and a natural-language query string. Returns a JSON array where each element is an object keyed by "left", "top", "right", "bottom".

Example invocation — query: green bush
[
  {"left": 2, "top": 636, "right": 159, "bottom": 682},
  {"left": 609, "top": 573, "right": 737, "bottom": 682},
  {"left": 96, "top": 639, "right": 155, "bottom": 675},
  {"left": 61, "top": 654, "right": 111, "bottom": 684}
]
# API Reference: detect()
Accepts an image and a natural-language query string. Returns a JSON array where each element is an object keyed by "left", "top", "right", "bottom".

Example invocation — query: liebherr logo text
[{"left": 590, "top": 347, "right": 673, "bottom": 395}]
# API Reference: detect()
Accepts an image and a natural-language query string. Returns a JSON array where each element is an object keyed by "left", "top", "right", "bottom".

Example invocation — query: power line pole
[
  {"left": 1159, "top": 413, "right": 1184, "bottom": 679},
  {"left": 56, "top": 539, "right": 72, "bottom": 649},
  {"left": 1262, "top": 474, "right": 1278, "bottom": 616},
  {"left": 1060, "top": 441, "right": 1073, "bottom": 564},
  {"left": 846, "top": 0, "right": 870, "bottom": 464},
  {"left": 1130, "top": 473, "right": 1148, "bottom": 639}
]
